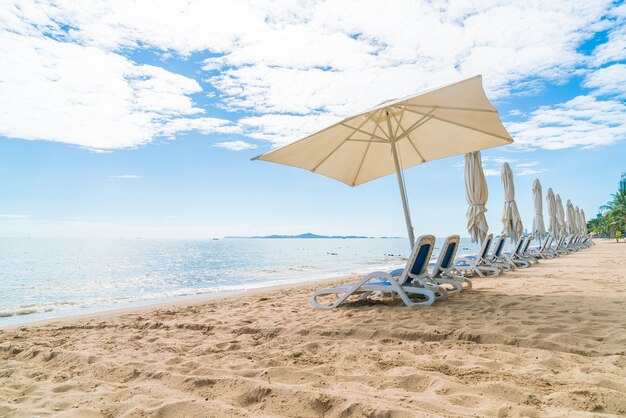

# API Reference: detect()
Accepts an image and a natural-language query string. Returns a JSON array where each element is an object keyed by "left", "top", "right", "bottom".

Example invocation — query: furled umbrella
[
  {"left": 574, "top": 206, "right": 581, "bottom": 235},
  {"left": 254, "top": 76, "right": 513, "bottom": 248},
  {"left": 555, "top": 194, "right": 567, "bottom": 237},
  {"left": 465, "top": 151, "right": 489, "bottom": 244},
  {"left": 532, "top": 179, "right": 546, "bottom": 242},
  {"left": 581, "top": 209, "right": 588, "bottom": 234},
  {"left": 500, "top": 162, "right": 524, "bottom": 243},
  {"left": 567, "top": 200, "right": 577, "bottom": 235},
  {"left": 546, "top": 187, "right": 559, "bottom": 237}
]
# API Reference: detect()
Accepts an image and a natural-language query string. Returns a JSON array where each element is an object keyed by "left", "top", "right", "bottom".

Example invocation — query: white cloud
[
  {"left": 0, "top": 0, "right": 623, "bottom": 150},
  {"left": 506, "top": 95, "right": 626, "bottom": 150},
  {"left": 109, "top": 175, "right": 142, "bottom": 179},
  {"left": 516, "top": 167, "right": 546, "bottom": 176},
  {"left": 513, "top": 161, "right": 546, "bottom": 176},
  {"left": 238, "top": 113, "right": 340, "bottom": 147},
  {"left": 482, "top": 156, "right": 516, "bottom": 165},
  {"left": 213, "top": 140, "right": 257, "bottom": 151},
  {"left": 160, "top": 117, "right": 241, "bottom": 138},
  {"left": 0, "top": 214, "right": 31, "bottom": 219},
  {"left": 591, "top": 4, "right": 626, "bottom": 66},
  {"left": 584, "top": 63, "right": 626, "bottom": 98},
  {"left": 514, "top": 161, "right": 539, "bottom": 168},
  {"left": 482, "top": 168, "right": 501, "bottom": 177},
  {"left": 478, "top": 157, "right": 544, "bottom": 177},
  {"left": 0, "top": 29, "right": 238, "bottom": 150},
  {"left": 203, "top": 1, "right": 611, "bottom": 146}
]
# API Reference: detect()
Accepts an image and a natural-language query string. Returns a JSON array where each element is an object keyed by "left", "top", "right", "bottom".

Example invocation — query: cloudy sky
[{"left": 0, "top": 0, "right": 624, "bottom": 238}]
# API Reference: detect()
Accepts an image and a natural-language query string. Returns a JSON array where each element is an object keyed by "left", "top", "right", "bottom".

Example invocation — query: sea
[{"left": 0, "top": 237, "right": 482, "bottom": 326}]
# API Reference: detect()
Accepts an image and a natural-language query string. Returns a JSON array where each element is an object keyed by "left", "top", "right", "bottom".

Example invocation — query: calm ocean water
[{"left": 0, "top": 237, "right": 481, "bottom": 325}]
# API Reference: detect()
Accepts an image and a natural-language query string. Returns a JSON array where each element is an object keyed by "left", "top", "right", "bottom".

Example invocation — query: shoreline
[{"left": 0, "top": 273, "right": 359, "bottom": 331}]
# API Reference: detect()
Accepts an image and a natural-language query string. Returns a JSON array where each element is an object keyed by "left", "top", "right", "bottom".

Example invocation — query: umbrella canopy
[
  {"left": 500, "top": 162, "right": 524, "bottom": 242},
  {"left": 532, "top": 179, "right": 546, "bottom": 241},
  {"left": 555, "top": 194, "right": 567, "bottom": 236},
  {"left": 254, "top": 75, "right": 513, "bottom": 248},
  {"left": 581, "top": 209, "right": 588, "bottom": 234},
  {"left": 465, "top": 151, "right": 489, "bottom": 244},
  {"left": 566, "top": 200, "right": 576, "bottom": 235},
  {"left": 546, "top": 187, "right": 559, "bottom": 237}
]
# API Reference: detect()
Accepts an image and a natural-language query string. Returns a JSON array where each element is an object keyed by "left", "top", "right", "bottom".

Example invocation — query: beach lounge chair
[
  {"left": 502, "top": 237, "right": 530, "bottom": 268},
  {"left": 581, "top": 233, "right": 594, "bottom": 248},
  {"left": 310, "top": 235, "right": 441, "bottom": 309},
  {"left": 454, "top": 233, "right": 501, "bottom": 277},
  {"left": 529, "top": 235, "right": 556, "bottom": 259},
  {"left": 489, "top": 235, "right": 517, "bottom": 271},
  {"left": 554, "top": 236, "right": 570, "bottom": 255},
  {"left": 427, "top": 235, "right": 470, "bottom": 294},
  {"left": 562, "top": 235, "right": 578, "bottom": 252},
  {"left": 518, "top": 236, "right": 539, "bottom": 265}
]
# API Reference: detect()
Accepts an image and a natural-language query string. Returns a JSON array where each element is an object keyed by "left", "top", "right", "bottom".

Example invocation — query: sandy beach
[{"left": 1, "top": 239, "right": 625, "bottom": 417}]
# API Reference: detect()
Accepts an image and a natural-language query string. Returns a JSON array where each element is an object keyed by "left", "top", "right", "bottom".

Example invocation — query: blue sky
[{"left": 0, "top": 1, "right": 624, "bottom": 238}]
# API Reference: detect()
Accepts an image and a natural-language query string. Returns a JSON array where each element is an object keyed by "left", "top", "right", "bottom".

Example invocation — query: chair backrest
[
  {"left": 400, "top": 234, "right": 436, "bottom": 285},
  {"left": 511, "top": 237, "right": 524, "bottom": 256},
  {"left": 521, "top": 236, "right": 532, "bottom": 254},
  {"left": 430, "top": 235, "right": 460, "bottom": 278},
  {"left": 491, "top": 235, "right": 506, "bottom": 258},
  {"left": 541, "top": 235, "right": 553, "bottom": 251},
  {"left": 479, "top": 233, "right": 493, "bottom": 260}
]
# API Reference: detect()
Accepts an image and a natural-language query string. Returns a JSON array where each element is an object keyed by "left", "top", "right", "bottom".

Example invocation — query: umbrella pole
[{"left": 390, "top": 137, "right": 415, "bottom": 249}]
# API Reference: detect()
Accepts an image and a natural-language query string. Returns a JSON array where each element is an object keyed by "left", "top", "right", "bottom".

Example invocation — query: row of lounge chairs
[{"left": 311, "top": 232, "right": 594, "bottom": 309}]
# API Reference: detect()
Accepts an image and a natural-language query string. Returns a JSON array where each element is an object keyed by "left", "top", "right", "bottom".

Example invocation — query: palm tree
[{"left": 600, "top": 189, "right": 626, "bottom": 241}]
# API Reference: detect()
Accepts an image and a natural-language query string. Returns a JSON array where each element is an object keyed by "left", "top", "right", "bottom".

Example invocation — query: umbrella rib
[
  {"left": 350, "top": 110, "right": 388, "bottom": 184},
  {"left": 346, "top": 138, "right": 387, "bottom": 143},
  {"left": 351, "top": 138, "right": 373, "bottom": 186},
  {"left": 392, "top": 108, "right": 405, "bottom": 139},
  {"left": 312, "top": 110, "right": 381, "bottom": 172},
  {"left": 392, "top": 112, "right": 427, "bottom": 163},
  {"left": 400, "top": 107, "right": 512, "bottom": 142},
  {"left": 392, "top": 108, "right": 436, "bottom": 142},
  {"left": 339, "top": 123, "right": 389, "bottom": 142},
  {"left": 403, "top": 104, "right": 497, "bottom": 113}
]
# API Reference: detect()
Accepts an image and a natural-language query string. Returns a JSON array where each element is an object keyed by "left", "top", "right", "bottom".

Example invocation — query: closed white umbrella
[
  {"left": 546, "top": 187, "right": 559, "bottom": 237},
  {"left": 581, "top": 209, "right": 588, "bottom": 234},
  {"left": 465, "top": 151, "right": 489, "bottom": 244},
  {"left": 532, "top": 179, "right": 546, "bottom": 241},
  {"left": 576, "top": 206, "right": 584, "bottom": 235},
  {"left": 555, "top": 194, "right": 567, "bottom": 237},
  {"left": 501, "top": 162, "right": 524, "bottom": 242},
  {"left": 255, "top": 76, "right": 513, "bottom": 248},
  {"left": 567, "top": 200, "right": 576, "bottom": 235}
]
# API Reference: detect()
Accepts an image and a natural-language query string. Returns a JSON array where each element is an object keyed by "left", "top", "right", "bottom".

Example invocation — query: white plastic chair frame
[{"left": 310, "top": 235, "right": 439, "bottom": 309}]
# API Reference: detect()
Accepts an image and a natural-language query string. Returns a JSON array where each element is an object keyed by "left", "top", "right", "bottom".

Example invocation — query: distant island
[{"left": 224, "top": 232, "right": 375, "bottom": 239}]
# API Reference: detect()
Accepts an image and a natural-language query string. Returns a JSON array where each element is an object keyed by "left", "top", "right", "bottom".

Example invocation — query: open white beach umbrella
[
  {"left": 532, "top": 179, "right": 546, "bottom": 241},
  {"left": 546, "top": 187, "right": 559, "bottom": 237},
  {"left": 555, "top": 194, "right": 567, "bottom": 237},
  {"left": 254, "top": 75, "right": 513, "bottom": 248},
  {"left": 500, "top": 162, "right": 524, "bottom": 242},
  {"left": 566, "top": 200, "right": 576, "bottom": 235},
  {"left": 465, "top": 151, "right": 489, "bottom": 244}
]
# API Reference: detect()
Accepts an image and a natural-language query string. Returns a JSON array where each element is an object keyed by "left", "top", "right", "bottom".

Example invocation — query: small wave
[{"left": 0, "top": 301, "right": 80, "bottom": 318}]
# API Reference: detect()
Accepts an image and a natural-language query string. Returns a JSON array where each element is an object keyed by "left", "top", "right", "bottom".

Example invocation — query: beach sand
[{"left": 1, "top": 240, "right": 625, "bottom": 417}]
